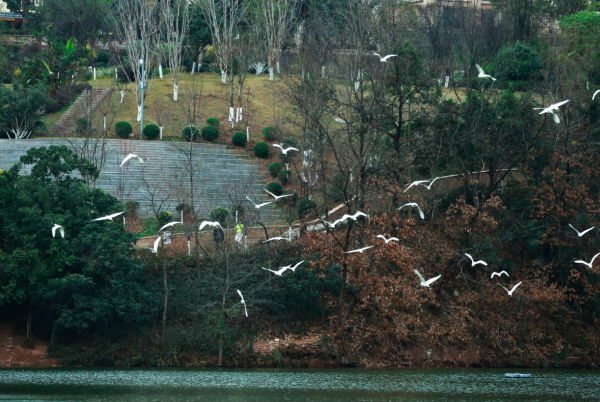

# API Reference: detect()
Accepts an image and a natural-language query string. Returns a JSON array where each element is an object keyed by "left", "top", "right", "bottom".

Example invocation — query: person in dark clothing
[{"left": 213, "top": 224, "right": 224, "bottom": 246}]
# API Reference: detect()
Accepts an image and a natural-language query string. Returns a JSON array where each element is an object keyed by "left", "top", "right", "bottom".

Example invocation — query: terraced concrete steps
[
  {"left": 0, "top": 139, "right": 280, "bottom": 222},
  {"left": 47, "top": 88, "right": 114, "bottom": 137}
]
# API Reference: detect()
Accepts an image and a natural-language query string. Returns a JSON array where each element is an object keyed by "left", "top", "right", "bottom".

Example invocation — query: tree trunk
[
  {"left": 218, "top": 335, "right": 224, "bottom": 366},
  {"left": 162, "top": 262, "right": 168, "bottom": 337},
  {"left": 26, "top": 305, "right": 32, "bottom": 339}
]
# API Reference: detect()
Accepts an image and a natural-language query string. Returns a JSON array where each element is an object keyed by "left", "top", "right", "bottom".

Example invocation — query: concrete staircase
[
  {"left": 0, "top": 139, "right": 281, "bottom": 222},
  {"left": 47, "top": 88, "right": 113, "bottom": 137}
]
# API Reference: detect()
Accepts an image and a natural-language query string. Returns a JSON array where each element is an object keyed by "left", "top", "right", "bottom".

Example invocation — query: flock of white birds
[{"left": 49, "top": 69, "right": 600, "bottom": 316}]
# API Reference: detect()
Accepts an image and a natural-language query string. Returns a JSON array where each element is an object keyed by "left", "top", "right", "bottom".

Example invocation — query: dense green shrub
[
  {"left": 266, "top": 182, "right": 284, "bottom": 196},
  {"left": 206, "top": 117, "right": 220, "bottom": 128},
  {"left": 268, "top": 162, "right": 282, "bottom": 177},
  {"left": 262, "top": 126, "right": 277, "bottom": 141},
  {"left": 157, "top": 211, "right": 174, "bottom": 228},
  {"left": 95, "top": 51, "right": 110, "bottom": 64},
  {"left": 296, "top": 198, "right": 317, "bottom": 218},
  {"left": 75, "top": 117, "right": 90, "bottom": 134},
  {"left": 94, "top": 62, "right": 108, "bottom": 68},
  {"left": 0, "top": 83, "right": 50, "bottom": 138},
  {"left": 182, "top": 126, "right": 199, "bottom": 141},
  {"left": 201, "top": 126, "right": 220, "bottom": 142},
  {"left": 277, "top": 138, "right": 299, "bottom": 163},
  {"left": 278, "top": 169, "right": 292, "bottom": 185},
  {"left": 253, "top": 142, "right": 270, "bottom": 158},
  {"left": 124, "top": 200, "right": 140, "bottom": 217},
  {"left": 114, "top": 121, "right": 133, "bottom": 139},
  {"left": 143, "top": 124, "right": 160, "bottom": 140},
  {"left": 210, "top": 207, "right": 228, "bottom": 223},
  {"left": 494, "top": 42, "right": 543, "bottom": 82},
  {"left": 232, "top": 132, "right": 247, "bottom": 147}
]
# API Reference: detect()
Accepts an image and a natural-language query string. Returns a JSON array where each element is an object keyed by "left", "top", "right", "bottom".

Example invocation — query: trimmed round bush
[
  {"left": 94, "top": 62, "right": 108, "bottom": 68},
  {"left": 182, "top": 126, "right": 199, "bottom": 141},
  {"left": 266, "top": 182, "right": 284, "bottom": 196},
  {"left": 206, "top": 117, "right": 221, "bottom": 128},
  {"left": 268, "top": 162, "right": 282, "bottom": 177},
  {"left": 278, "top": 169, "right": 292, "bottom": 185},
  {"left": 253, "top": 142, "right": 270, "bottom": 158},
  {"left": 296, "top": 198, "right": 317, "bottom": 218},
  {"left": 494, "top": 41, "right": 543, "bottom": 81},
  {"left": 76, "top": 117, "right": 90, "bottom": 134},
  {"left": 95, "top": 51, "right": 110, "bottom": 64},
  {"left": 278, "top": 150, "right": 289, "bottom": 163},
  {"left": 262, "top": 126, "right": 277, "bottom": 141},
  {"left": 143, "top": 124, "right": 160, "bottom": 140},
  {"left": 201, "top": 126, "right": 220, "bottom": 142},
  {"left": 157, "top": 211, "right": 174, "bottom": 228},
  {"left": 115, "top": 121, "right": 132, "bottom": 139},
  {"left": 232, "top": 132, "right": 247, "bottom": 147},
  {"left": 282, "top": 137, "right": 299, "bottom": 147},
  {"left": 210, "top": 207, "right": 228, "bottom": 223}
]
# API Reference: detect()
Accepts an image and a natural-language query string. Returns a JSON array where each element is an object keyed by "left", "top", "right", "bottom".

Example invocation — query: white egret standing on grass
[
  {"left": 465, "top": 253, "right": 488, "bottom": 266},
  {"left": 475, "top": 64, "right": 496, "bottom": 81},
  {"left": 376, "top": 235, "right": 399, "bottom": 244},
  {"left": 499, "top": 282, "right": 522, "bottom": 296},
  {"left": 344, "top": 246, "right": 374, "bottom": 254},
  {"left": 93, "top": 212, "right": 125, "bottom": 222},
  {"left": 574, "top": 253, "right": 600, "bottom": 269},
  {"left": 491, "top": 271, "right": 509, "bottom": 279},
  {"left": 237, "top": 289, "right": 248, "bottom": 317},
  {"left": 120, "top": 154, "right": 143, "bottom": 168},
  {"left": 568, "top": 224, "right": 596, "bottom": 238},
  {"left": 398, "top": 203, "right": 425, "bottom": 220},
  {"left": 413, "top": 270, "right": 441, "bottom": 287},
  {"left": 374, "top": 53, "right": 397, "bottom": 62},
  {"left": 51, "top": 224, "right": 64, "bottom": 238},
  {"left": 273, "top": 144, "right": 299, "bottom": 155},
  {"left": 159, "top": 221, "right": 181, "bottom": 232}
]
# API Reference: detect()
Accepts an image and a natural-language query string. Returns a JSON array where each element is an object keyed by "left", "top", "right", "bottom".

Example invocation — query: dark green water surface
[{"left": 0, "top": 367, "right": 598, "bottom": 401}]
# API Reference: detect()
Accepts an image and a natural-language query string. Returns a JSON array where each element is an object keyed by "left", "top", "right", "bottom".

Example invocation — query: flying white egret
[
  {"left": 262, "top": 266, "right": 290, "bottom": 276},
  {"left": 120, "top": 154, "right": 143, "bottom": 168},
  {"left": 593, "top": 90, "right": 600, "bottom": 100},
  {"left": 246, "top": 196, "right": 273, "bottom": 209},
  {"left": 147, "top": 236, "right": 161, "bottom": 253},
  {"left": 419, "top": 177, "right": 440, "bottom": 190},
  {"left": 491, "top": 271, "right": 509, "bottom": 279},
  {"left": 344, "top": 245, "right": 374, "bottom": 254},
  {"left": 263, "top": 237, "right": 288, "bottom": 243},
  {"left": 403, "top": 180, "right": 431, "bottom": 193},
  {"left": 465, "top": 253, "right": 488, "bottom": 266},
  {"left": 320, "top": 219, "right": 337, "bottom": 228},
  {"left": 413, "top": 269, "right": 441, "bottom": 287},
  {"left": 264, "top": 189, "right": 293, "bottom": 200},
  {"left": 237, "top": 289, "right": 248, "bottom": 317},
  {"left": 568, "top": 224, "right": 596, "bottom": 238},
  {"left": 273, "top": 144, "right": 300, "bottom": 155},
  {"left": 159, "top": 221, "right": 181, "bottom": 232},
  {"left": 283, "top": 260, "right": 304, "bottom": 272},
  {"left": 536, "top": 100, "right": 569, "bottom": 124},
  {"left": 198, "top": 221, "right": 220, "bottom": 231},
  {"left": 398, "top": 203, "right": 425, "bottom": 220},
  {"left": 332, "top": 212, "right": 369, "bottom": 227},
  {"left": 93, "top": 212, "right": 125, "bottom": 222},
  {"left": 475, "top": 64, "right": 496, "bottom": 81},
  {"left": 335, "top": 118, "right": 347, "bottom": 124},
  {"left": 374, "top": 53, "right": 397, "bottom": 62},
  {"left": 51, "top": 224, "right": 64, "bottom": 238},
  {"left": 376, "top": 235, "right": 399, "bottom": 244},
  {"left": 499, "top": 282, "right": 522, "bottom": 296},
  {"left": 574, "top": 253, "right": 600, "bottom": 269}
]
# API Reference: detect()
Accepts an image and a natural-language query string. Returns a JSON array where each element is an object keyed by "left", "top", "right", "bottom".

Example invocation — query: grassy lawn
[{"left": 85, "top": 72, "right": 295, "bottom": 144}]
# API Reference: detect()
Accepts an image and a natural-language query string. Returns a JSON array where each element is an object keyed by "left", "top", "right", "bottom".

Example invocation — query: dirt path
[{"left": 0, "top": 322, "right": 58, "bottom": 367}]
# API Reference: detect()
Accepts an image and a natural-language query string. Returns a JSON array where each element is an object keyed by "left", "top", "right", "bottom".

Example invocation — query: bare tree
[
  {"left": 108, "top": 0, "right": 161, "bottom": 120},
  {"left": 256, "top": 0, "right": 301, "bottom": 81},
  {"left": 195, "top": 0, "right": 253, "bottom": 88},
  {"left": 160, "top": 0, "right": 191, "bottom": 101}
]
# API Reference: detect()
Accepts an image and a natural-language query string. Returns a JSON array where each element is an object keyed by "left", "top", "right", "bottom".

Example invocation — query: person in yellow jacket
[{"left": 235, "top": 221, "right": 244, "bottom": 246}]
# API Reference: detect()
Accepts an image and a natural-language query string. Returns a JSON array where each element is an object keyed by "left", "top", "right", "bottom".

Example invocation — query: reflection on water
[{"left": 0, "top": 367, "right": 599, "bottom": 401}]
